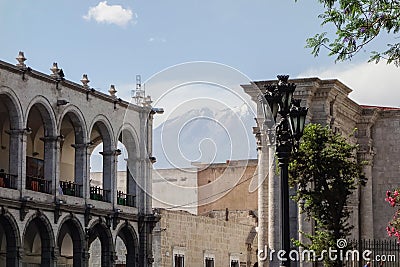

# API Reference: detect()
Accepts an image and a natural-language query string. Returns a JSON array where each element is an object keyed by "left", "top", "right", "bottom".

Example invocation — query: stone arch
[
  {"left": 57, "top": 215, "right": 85, "bottom": 267},
  {"left": 88, "top": 115, "right": 114, "bottom": 150},
  {"left": 0, "top": 210, "right": 21, "bottom": 267},
  {"left": 0, "top": 86, "right": 24, "bottom": 130},
  {"left": 88, "top": 116, "right": 115, "bottom": 202},
  {"left": 58, "top": 106, "right": 88, "bottom": 196},
  {"left": 116, "top": 124, "right": 140, "bottom": 207},
  {"left": 0, "top": 88, "right": 24, "bottom": 184},
  {"left": 88, "top": 219, "right": 114, "bottom": 267},
  {"left": 115, "top": 221, "right": 139, "bottom": 266},
  {"left": 25, "top": 97, "right": 57, "bottom": 194},
  {"left": 116, "top": 123, "right": 140, "bottom": 159},
  {"left": 58, "top": 105, "right": 87, "bottom": 144},
  {"left": 25, "top": 96, "right": 57, "bottom": 137},
  {"left": 23, "top": 212, "right": 55, "bottom": 267}
]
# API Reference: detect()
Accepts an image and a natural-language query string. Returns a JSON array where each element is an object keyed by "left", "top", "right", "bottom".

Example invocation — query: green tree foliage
[
  {"left": 298, "top": 0, "right": 400, "bottom": 65},
  {"left": 289, "top": 124, "right": 366, "bottom": 267}
]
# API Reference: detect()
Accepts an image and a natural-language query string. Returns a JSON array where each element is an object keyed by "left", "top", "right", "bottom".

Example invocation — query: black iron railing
[
  {"left": 0, "top": 172, "right": 17, "bottom": 189},
  {"left": 59, "top": 180, "right": 82, "bottom": 197},
  {"left": 90, "top": 186, "right": 111, "bottom": 202},
  {"left": 26, "top": 176, "right": 51, "bottom": 194},
  {"left": 340, "top": 239, "right": 400, "bottom": 267},
  {"left": 117, "top": 191, "right": 136, "bottom": 207}
]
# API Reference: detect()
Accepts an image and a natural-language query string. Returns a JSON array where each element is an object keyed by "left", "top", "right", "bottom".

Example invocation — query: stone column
[
  {"left": 356, "top": 111, "right": 378, "bottom": 240},
  {"left": 99, "top": 150, "right": 116, "bottom": 204},
  {"left": 82, "top": 250, "right": 90, "bottom": 267},
  {"left": 6, "top": 129, "right": 27, "bottom": 191},
  {"left": 72, "top": 143, "right": 88, "bottom": 198},
  {"left": 136, "top": 159, "right": 145, "bottom": 214},
  {"left": 358, "top": 146, "right": 374, "bottom": 239},
  {"left": 41, "top": 136, "right": 59, "bottom": 195},
  {"left": 85, "top": 146, "right": 92, "bottom": 200},
  {"left": 298, "top": 202, "right": 313, "bottom": 267},
  {"left": 127, "top": 159, "right": 137, "bottom": 204},
  {"left": 268, "top": 138, "right": 281, "bottom": 267},
  {"left": 6, "top": 245, "right": 22, "bottom": 267},
  {"left": 255, "top": 126, "right": 269, "bottom": 267},
  {"left": 146, "top": 112, "right": 153, "bottom": 215}
]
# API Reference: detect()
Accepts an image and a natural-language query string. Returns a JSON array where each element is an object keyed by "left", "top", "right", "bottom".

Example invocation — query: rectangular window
[
  {"left": 231, "top": 259, "right": 239, "bottom": 267},
  {"left": 205, "top": 257, "right": 214, "bottom": 267},
  {"left": 174, "top": 254, "right": 184, "bottom": 267}
]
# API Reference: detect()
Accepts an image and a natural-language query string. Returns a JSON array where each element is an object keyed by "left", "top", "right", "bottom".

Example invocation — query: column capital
[
  {"left": 71, "top": 143, "right": 89, "bottom": 149},
  {"left": 40, "top": 136, "right": 61, "bottom": 142},
  {"left": 5, "top": 128, "right": 30, "bottom": 135},
  {"left": 100, "top": 150, "right": 118, "bottom": 156}
]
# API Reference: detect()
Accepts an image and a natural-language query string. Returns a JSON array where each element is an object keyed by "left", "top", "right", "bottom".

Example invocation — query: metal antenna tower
[{"left": 133, "top": 75, "right": 145, "bottom": 105}]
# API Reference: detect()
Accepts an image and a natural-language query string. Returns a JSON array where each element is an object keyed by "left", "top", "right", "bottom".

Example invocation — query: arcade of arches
[{"left": 0, "top": 56, "right": 158, "bottom": 266}]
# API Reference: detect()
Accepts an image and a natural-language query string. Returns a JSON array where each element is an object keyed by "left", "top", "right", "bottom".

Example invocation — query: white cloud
[
  {"left": 149, "top": 37, "right": 167, "bottom": 43},
  {"left": 299, "top": 62, "right": 400, "bottom": 107},
  {"left": 83, "top": 1, "right": 135, "bottom": 27}
]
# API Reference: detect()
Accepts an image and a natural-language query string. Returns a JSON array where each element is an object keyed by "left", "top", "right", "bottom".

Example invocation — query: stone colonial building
[
  {"left": 0, "top": 53, "right": 159, "bottom": 266},
  {"left": 243, "top": 78, "right": 400, "bottom": 266}
]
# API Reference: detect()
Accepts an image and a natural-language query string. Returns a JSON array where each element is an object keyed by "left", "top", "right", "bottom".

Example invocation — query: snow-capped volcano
[{"left": 153, "top": 104, "right": 257, "bottom": 169}]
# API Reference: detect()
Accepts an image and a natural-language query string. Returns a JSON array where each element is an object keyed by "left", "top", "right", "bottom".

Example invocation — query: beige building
[
  {"left": 196, "top": 160, "right": 258, "bottom": 215},
  {"left": 152, "top": 209, "right": 258, "bottom": 267}
]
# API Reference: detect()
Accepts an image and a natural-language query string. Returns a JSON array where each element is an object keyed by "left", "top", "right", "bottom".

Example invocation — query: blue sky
[{"left": 1, "top": 0, "right": 400, "bottom": 107}]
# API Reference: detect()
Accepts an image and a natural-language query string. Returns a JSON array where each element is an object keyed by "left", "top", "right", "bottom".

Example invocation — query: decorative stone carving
[
  {"left": 81, "top": 74, "right": 90, "bottom": 89},
  {"left": 109, "top": 85, "right": 117, "bottom": 98},
  {"left": 16, "top": 51, "right": 26, "bottom": 68}
]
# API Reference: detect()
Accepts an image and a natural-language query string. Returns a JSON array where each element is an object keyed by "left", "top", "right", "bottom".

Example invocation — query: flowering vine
[{"left": 385, "top": 189, "right": 400, "bottom": 242}]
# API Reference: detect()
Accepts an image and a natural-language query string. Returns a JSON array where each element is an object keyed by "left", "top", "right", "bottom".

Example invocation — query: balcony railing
[
  {"left": 26, "top": 176, "right": 51, "bottom": 194},
  {"left": 59, "top": 180, "right": 82, "bottom": 197},
  {"left": 0, "top": 172, "right": 17, "bottom": 189},
  {"left": 117, "top": 191, "right": 136, "bottom": 207},
  {"left": 90, "top": 186, "right": 111, "bottom": 202}
]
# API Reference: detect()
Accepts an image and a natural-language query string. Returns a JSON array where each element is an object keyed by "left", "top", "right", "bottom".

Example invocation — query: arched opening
[
  {"left": 57, "top": 218, "right": 85, "bottom": 267},
  {"left": 59, "top": 112, "right": 86, "bottom": 197},
  {"left": 26, "top": 103, "right": 56, "bottom": 194},
  {"left": 116, "top": 129, "right": 138, "bottom": 207},
  {"left": 89, "top": 121, "right": 113, "bottom": 202},
  {"left": 0, "top": 93, "right": 22, "bottom": 189},
  {"left": 88, "top": 221, "right": 114, "bottom": 267},
  {"left": 0, "top": 213, "right": 20, "bottom": 267},
  {"left": 116, "top": 223, "right": 138, "bottom": 266},
  {"left": 23, "top": 215, "right": 54, "bottom": 267}
]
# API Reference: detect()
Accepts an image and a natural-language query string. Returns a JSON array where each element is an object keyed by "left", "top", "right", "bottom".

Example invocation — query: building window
[
  {"left": 173, "top": 247, "right": 185, "bottom": 267},
  {"left": 230, "top": 254, "right": 240, "bottom": 267},
  {"left": 204, "top": 251, "right": 215, "bottom": 267},
  {"left": 205, "top": 257, "right": 214, "bottom": 267},
  {"left": 174, "top": 254, "right": 184, "bottom": 267},
  {"left": 231, "top": 259, "right": 239, "bottom": 267}
]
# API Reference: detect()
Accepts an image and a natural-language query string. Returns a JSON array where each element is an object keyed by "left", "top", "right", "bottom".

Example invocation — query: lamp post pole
[
  {"left": 260, "top": 75, "right": 308, "bottom": 267},
  {"left": 276, "top": 120, "right": 292, "bottom": 267}
]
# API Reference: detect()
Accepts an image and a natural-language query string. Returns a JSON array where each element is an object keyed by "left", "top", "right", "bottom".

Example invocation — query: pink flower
[{"left": 394, "top": 191, "right": 399, "bottom": 197}]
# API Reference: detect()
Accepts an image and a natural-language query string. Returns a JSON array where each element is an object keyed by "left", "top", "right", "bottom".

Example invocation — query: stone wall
[
  {"left": 370, "top": 109, "right": 400, "bottom": 239},
  {"left": 153, "top": 209, "right": 258, "bottom": 267}
]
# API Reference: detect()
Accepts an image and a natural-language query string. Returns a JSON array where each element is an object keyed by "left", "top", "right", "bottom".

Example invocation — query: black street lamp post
[{"left": 260, "top": 75, "right": 308, "bottom": 267}]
